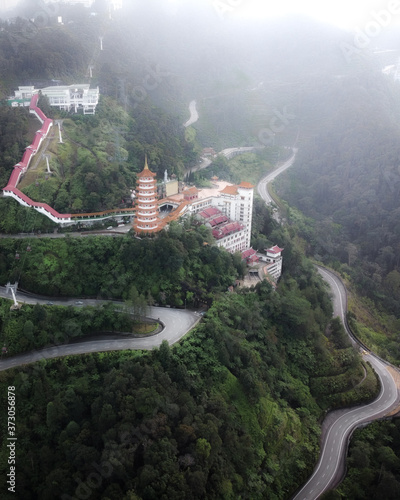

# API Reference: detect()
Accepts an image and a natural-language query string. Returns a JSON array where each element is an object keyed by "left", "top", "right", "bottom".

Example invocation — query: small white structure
[
  {"left": 5, "top": 282, "right": 19, "bottom": 308},
  {"left": 264, "top": 245, "right": 284, "bottom": 280},
  {"left": 8, "top": 86, "right": 33, "bottom": 107},
  {"left": 13, "top": 86, "right": 35, "bottom": 99}
]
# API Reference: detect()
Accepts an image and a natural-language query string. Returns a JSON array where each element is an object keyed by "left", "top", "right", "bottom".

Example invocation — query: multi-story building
[
  {"left": 11, "top": 85, "right": 100, "bottom": 114},
  {"left": 159, "top": 179, "right": 254, "bottom": 252},
  {"left": 263, "top": 245, "right": 284, "bottom": 280},
  {"left": 196, "top": 207, "right": 248, "bottom": 253},
  {"left": 133, "top": 158, "right": 160, "bottom": 234}
]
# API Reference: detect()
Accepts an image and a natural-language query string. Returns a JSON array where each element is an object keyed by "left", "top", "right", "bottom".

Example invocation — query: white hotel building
[
  {"left": 12, "top": 85, "right": 100, "bottom": 115},
  {"left": 162, "top": 180, "right": 254, "bottom": 253}
]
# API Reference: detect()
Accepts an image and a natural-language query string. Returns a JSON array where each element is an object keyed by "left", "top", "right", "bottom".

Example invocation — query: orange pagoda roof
[
  {"left": 137, "top": 156, "right": 156, "bottom": 178},
  {"left": 238, "top": 181, "right": 254, "bottom": 189},
  {"left": 220, "top": 185, "right": 238, "bottom": 195}
]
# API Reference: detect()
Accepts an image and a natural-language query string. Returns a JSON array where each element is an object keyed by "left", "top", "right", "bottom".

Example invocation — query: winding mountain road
[
  {"left": 184, "top": 100, "right": 199, "bottom": 127},
  {"left": 0, "top": 287, "right": 200, "bottom": 372},
  {"left": 2, "top": 140, "right": 400, "bottom": 498},
  {"left": 257, "top": 154, "right": 400, "bottom": 498},
  {"left": 292, "top": 267, "right": 400, "bottom": 499},
  {"left": 188, "top": 145, "right": 266, "bottom": 175},
  {"left": 257, "top": 147, "right": 297, "bottom": 204}
]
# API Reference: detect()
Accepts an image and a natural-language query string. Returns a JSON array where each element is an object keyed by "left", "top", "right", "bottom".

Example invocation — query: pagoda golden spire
[{"left": 144, "top": 154, "right": 149, "bottom": 170}]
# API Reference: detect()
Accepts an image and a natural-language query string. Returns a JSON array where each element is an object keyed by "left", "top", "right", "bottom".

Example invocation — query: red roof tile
[
  {"left": 220, "top": 185, "right": 238, "bottom": 196},
  {"left": 241, "top": 248, "right": 257, "bottom": 259},
  {"left": 183, "top": 187, "right": 198, "bottom": 196},
  {"left": 212, "top": 221, "right": 243, "bottom": 239},
  {"left": 21, "top": 149, "right": 33, "bottom": 165},
  {"left": 267, "top": 245, "right": 284, "bottom": 254},
  {"left": 39, "top": 118, "right": 53, "bottom": 135},
  {"left": 199, "top": 207, "right": 221, "bottom": 219},
  {"left": 214, "top": 215, "right": 228, "bottom": 225},
  {"left": 30, "top": 133, "right": 43, "bottom": 150},
  {"left": 29, "top": 94, "right": 39, "bottom": 107},
  {"left": 4, "top": 187, "right": 71, "bottom": 219},
  {"left": 7, "top": 168, "right": 22, "bottom": 188},
  {"left": 238, "top": 181, "right": 254, "bottom": 189}
]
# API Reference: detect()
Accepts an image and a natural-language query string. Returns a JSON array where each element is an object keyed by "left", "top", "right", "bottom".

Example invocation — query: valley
[{"left": 1, "top": 1, "right": 400, "bottom": 499}]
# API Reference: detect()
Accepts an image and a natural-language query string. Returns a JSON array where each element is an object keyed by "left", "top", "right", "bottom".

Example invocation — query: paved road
[
  {"left": 317, "top": 267, "right": 347, "bottom": 330},
  {"left": 0, "top": 226, "right": 132, "bottom": 240},
  {"left": 220, "top": 146, "right": 264, "bottom": 159},
  {"left": 256, "top": 154, "right": 400, "bottom": 498},
  {"left": 292, "top": 267, "right": 400, "bottom": 499},
  {"left": 257, "top": 148, "right": 297, "bottom": 204},
  {"left": 184, "top": 100, "right": 199, "bottom": 127},
  {"left": 188, "top": 145, "right": 266, "bottom": 175},
  {"left": 0, "top": 287, "right": 200, "bottom": 371}
]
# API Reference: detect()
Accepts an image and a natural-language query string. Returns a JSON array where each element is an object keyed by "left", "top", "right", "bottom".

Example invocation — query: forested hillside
[
  {"left": 1, "top": 2, "right": 399, "bottom": 498},
  {"left": 332, "top": 420, "right": 400, "bottom": 499},
  {"left": 0, "top": 1, "right": 200, "bottom": 228},
  {"left": 0, "top": 105, "right": 29, "bottom": 187},
  {"left": 0, "top": 224, "right": 238, "bottom": 312},
  {"left": 0, "top": 260, "right": 379, "bottom": 500},
  {"left": 0, "top": 200, "right": 379, "bottom": 498},
  {"left": 277, "top": 67, "right": 400, "bottom": 319}
]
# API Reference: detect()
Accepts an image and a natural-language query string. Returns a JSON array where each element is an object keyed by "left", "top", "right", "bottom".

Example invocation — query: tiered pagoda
[{"left": 133, "top": 157, "right": 160, "bottom": 234}]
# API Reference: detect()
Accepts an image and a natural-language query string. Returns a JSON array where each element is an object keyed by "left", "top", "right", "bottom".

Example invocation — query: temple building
[
  {"left": 133, "top": 158, "right": 160, "bottom": 234},
  {"left": 158, "top": 178, "right": 254, "bottom": 252},
  {"left": 132, "top": 162, "right": 254, "bottom": 251}
]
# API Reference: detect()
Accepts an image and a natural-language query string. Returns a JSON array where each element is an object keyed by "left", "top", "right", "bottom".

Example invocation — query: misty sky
[
  {"left": 2, "top": 0, "right": 19, "bottom": 9},
  {"left": 2, "top": 0, "right": 400, "bottom": 32},
  {"left": 224, "top": 0, "right": 398, "bottom": 30}
]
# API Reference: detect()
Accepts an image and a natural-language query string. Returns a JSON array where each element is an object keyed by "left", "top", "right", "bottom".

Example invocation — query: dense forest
[
  {"left": 0, "top": 1, "right": 200, "bottom": 226},
  {"left": 0, "top": 223, "right": 238, "bottom": 308},
  {"left": 330, "top": 420, "right": 400, "bottom": 499},
  {"left": 1, "top": 1, "right": 400, "bottom": 498},
  {"left": 0, "top": 261, "right": 379, "bottom": 499},
  {"left": 0, "top": 192, "right": 380, "bottom": 498},
  {"left": 0, "top": 105, "right": 29, "bottom": 188},
  {"left": 0, "top": 92, "right": 198, "bottom": 231},
  {"left": 276, "top": 68, "right": 400, "bottom": 319}
]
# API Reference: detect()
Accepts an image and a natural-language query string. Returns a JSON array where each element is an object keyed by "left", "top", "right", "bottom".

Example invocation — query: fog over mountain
[{"left": 1, "top": 2, "right": 400, "bottom": 499}]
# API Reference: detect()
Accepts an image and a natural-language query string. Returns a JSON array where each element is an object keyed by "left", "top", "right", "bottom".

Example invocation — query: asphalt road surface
[
  {"left": 2, "top": 147, "right": 400, "bottom": 499},
  {"left": 184, "top": 100, "right": 199, "bottom": 127},
  {"left": 256, "top": 153, "right": 400, "bottom": 499},
  {"left": 292, "top": 267, "right": 400, "bottom": 499},
  {"left": 257, "top": 148, "right": 297, "bottom": 204},
  {"left": 0, "top": 288, "right": 200, "bottom": 371}
]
